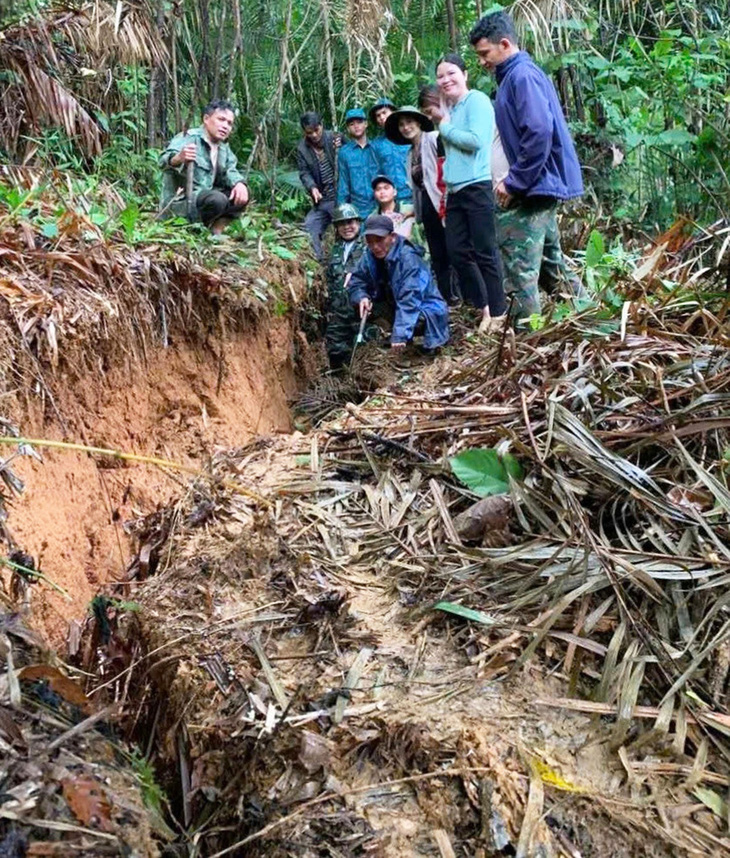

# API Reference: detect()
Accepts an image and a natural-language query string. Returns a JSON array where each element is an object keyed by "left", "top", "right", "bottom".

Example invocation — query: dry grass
[
  {"left": 82, "top": 230, "right": 730, "bottom": 855},
  {"left": 0, "top": 1, "right": 165, "bottom": 158},
  {"left": 0, "top": 178, "right": 298, "bottom": 401}
]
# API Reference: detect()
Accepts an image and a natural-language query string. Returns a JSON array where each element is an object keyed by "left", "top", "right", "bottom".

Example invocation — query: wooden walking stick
[{"left": 185, "top": 160, "right": 195, "bottom": 220}]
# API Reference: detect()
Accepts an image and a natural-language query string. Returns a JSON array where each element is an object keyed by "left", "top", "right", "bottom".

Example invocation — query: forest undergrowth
[
  {"left": 74, "top": 267, "right": 730, "bottom": 857},
  {"left": 1, "top": 0, "right": 730, "bottom": 855}
]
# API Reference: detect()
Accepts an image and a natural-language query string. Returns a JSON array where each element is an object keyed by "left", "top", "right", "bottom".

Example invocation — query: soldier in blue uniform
[
  {"left": 369, "top": 97, "right": 413, "bottom": 205},
  {"left": 336, "top": 108, "right": 382, "bottom": 218}
]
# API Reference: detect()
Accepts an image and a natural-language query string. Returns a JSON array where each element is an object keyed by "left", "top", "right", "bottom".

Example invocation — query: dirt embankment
[{"left": 1, "top": 257, "right": 315, "bottom": 648}]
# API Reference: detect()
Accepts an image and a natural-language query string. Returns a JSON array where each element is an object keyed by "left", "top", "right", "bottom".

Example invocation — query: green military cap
[{"left": 332, "top": 204, "right": 362, "bottom": 223}]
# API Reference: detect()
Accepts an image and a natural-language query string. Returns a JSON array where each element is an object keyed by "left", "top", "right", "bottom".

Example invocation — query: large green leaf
[
  {"left": 449, "top": 448, "right": 523, "bottom": 497},
  {"left": 584, "top": 230, "right": 605, "bottom": 269}
]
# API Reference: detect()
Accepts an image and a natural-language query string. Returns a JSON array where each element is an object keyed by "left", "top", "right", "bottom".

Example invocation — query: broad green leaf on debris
[
  {"left": 271, "top": 245, "right": 297, "bottom": 260},
  {"left": 449, "top": 448, "right": 523, "bottom": 497},
  {"left": 692, "top": 787, "right": 728, "bottom": 819},
  {"left": 584, "top": 229, "right": 606, "bottom": 268}
]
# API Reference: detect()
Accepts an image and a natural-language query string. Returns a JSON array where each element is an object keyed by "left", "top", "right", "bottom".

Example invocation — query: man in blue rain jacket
[{"left": 348, "top": 215, "right": 449, "bottom": 352}]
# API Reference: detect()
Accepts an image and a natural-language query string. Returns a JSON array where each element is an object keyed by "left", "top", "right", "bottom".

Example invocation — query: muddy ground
[{"left": 3, "top": 252, "right": 729, "bottom": 856}]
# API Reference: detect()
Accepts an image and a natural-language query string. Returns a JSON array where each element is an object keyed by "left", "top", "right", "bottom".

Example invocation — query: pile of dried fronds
[
  {"left": 0, "top": 1, "right": 164, "bottom": 159},
  {"left": 100, "top": 467, "right": 583, "bottom": 857},
  {"left": 83, "top": 278, "right": 730, "bottom": 855},
  {"left": 0, "top": 176, "right": 307, "bottom": 400}
]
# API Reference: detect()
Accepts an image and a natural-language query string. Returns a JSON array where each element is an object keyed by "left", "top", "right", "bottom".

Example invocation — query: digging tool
[
  {"left": 349, "top": 302, "right": 369, "bottom": 371},
  {"left": 185, "top": 159, "right": 195, "bottom": 220}
]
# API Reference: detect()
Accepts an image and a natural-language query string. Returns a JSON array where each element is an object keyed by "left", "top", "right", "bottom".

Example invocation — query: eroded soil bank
[{"left": 1, "top": 261, "right": 314, "bottom": 648}]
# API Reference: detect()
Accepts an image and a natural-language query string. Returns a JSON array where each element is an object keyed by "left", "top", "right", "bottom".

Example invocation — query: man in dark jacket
[
  {"left": 348, "top": 215, "right": 449, "bottom": 352},
  {"left": 296, "top": 111, "right": 341, "bottom": 261},
  {"left": 470, "top": 12, "right": 584, "bottom": 320}
]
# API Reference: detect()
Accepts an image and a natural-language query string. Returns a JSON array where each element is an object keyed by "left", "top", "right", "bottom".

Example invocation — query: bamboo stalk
[
  {"left": 320, "top": 0, "right": 337, "bottom": 126},
  {"left": 225, "top": 0, "right": 242, "bottom": 99},
  {"left": 0, "top": 437, "right": 269, "bottom": 506},
  {"left": 268, "top": 0, "right": 294, "bottom": 209},
  {"left": 170, "top": 12, "right": 181, "bottom": 131}
]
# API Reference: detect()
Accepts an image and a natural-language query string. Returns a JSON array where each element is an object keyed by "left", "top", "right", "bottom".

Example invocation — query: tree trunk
[
  {"left": 147, "top": 66, "right": 162, "bottom": 147},
  {"left": 199, "top": 0, "right": 211, "bottom": 94},
  {"left": 170, "top": 13, "right": 182, "bottom": 132},
  {"left": 226, "top": 0, "right": 242, "bottom": 99},
  {"left": 146, "top": 0, "right": 166, "bottom": 148},
  {"left": 269, "top": 0, "right": 294, "bottom": 208},
  {"left": 320, "top": 0, "right": 337, "bottom": 126},
  {"left": 568, "top": 65, "right": 585, "bottom": 122},
  {"left": 185, "top": 0, "right": 211, "bottom": 126},
  {"left": 445, "top": 0, "right": 457, "bottom": 52},
  {"left": 212, "top": 2, "right": 226, "bottom": 98}
]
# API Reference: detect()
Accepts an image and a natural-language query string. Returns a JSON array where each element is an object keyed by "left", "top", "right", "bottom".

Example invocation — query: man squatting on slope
[{"left": 159, "top": 99, "right": 249, "bottom": 234}]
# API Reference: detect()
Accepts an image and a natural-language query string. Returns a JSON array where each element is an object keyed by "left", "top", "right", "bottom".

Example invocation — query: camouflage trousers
[
  {"left": 326, "top": 291, "right": 385, "bottom": 368},
  {"left": 325, "top": 287, "right": 361, "bottom": 367},
  {"left": 496, "top": 199, "right": 580, "bottom": 321}
]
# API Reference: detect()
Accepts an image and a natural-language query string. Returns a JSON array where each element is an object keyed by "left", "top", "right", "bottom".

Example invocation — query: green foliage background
[{"left": 1, "top": 0, "right": 729, "bottom": 230}]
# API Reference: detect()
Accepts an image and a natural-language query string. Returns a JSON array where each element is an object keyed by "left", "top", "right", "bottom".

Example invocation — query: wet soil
[{"left": 4, "top": 314, "right": 303, "bottom": 647}]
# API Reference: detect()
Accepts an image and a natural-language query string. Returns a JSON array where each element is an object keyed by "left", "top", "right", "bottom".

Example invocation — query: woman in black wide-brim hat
[{"left": 384, "top": 98, "right": 458, "bottom": 305}]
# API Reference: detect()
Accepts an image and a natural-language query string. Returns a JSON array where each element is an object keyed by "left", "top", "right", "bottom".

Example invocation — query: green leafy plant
[
  {"left": 577, "top": 229, "right": 637, "bottom": 309},
  {"left": 449, "top": 448, "right": 523, "bottom": 496}
]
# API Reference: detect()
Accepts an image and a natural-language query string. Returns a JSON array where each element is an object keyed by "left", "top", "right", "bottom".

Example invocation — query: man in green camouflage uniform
[
  {"left": 159, "top": 99, "right": 249, "bottom": 233},
  {"left": 325, "top": 204, "right": 365, "bottom": 368},
  {"left": 495, "top": 201, "right": 571, "bottom": 319}
]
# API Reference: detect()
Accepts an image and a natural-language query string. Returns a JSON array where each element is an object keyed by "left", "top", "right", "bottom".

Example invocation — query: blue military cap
[
  {"left": 369, "top": 97, "right": 396, "bottom": 122},
  {"left": 345, "top": 108, "right": 367, "bottom": 123}
]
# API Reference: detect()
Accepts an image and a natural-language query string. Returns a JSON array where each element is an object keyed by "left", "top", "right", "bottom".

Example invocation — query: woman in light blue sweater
[{"left": 428, "top": 53, "right": 505, "bottom": 332}]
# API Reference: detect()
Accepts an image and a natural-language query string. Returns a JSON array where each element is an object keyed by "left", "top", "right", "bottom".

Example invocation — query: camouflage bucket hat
[{"left": 332, "top": 203, "right": 362, "bottom": 223}]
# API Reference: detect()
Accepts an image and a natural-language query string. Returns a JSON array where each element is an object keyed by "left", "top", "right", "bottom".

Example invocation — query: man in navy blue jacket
[
  {"left": 348, "top": 215, "right": 449, "bottom": 352},
  {"left": 470, "top": 11, "right": 583, "bottom": 320}
]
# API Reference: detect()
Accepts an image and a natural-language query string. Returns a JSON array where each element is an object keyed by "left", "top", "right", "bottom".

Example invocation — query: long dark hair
[
  {"left": 418, "top": 84, "right": 439, "bottom": 110},
  {"left": 435, "top": 52, "right": 466, "bottom": 73}
]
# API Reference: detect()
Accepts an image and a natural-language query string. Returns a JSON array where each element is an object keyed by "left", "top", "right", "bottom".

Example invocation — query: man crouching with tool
[
  {"left": 159, "top": 99, "right": 249, "bottom": 234},
  {"left": 348, "top": 215, "right": 450, "bottom": 355}
]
